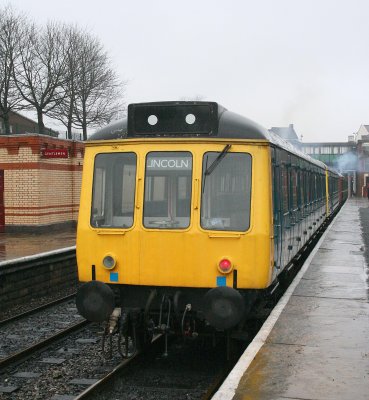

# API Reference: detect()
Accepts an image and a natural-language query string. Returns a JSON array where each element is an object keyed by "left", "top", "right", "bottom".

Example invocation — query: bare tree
[
  {"left": 47, "top": 25, "right": 82, "bottom": 139},
  {"left": 0, "top": 5, "right": 26, "bottom": 134},
  {"left": 48, "top": 27, "right": 125, "bottom": 140},
  {"left": 72, "top": 34, "right": 124, "bottom": 140},
  {"left": 13, "top": 21, "right": 67, "bottom": 135}
]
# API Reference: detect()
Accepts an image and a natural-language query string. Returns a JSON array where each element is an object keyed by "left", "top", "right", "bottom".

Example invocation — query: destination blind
[{"left": 146, "top": 157, "right": 192, "bottom": 171}]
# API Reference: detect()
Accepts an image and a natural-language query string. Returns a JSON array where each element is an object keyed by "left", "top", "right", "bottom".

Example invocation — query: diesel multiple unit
[{"left": 76, "top": 102, "right": 347, "bottom": 350}]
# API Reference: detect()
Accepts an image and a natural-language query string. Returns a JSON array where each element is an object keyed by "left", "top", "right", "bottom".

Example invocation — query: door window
[{"left": 143, "top": 152, "right": 193, "bottom": 229}]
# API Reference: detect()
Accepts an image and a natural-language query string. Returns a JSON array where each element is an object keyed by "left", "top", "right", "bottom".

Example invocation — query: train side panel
[{"left": 271, "top": 146, "right": 327, "bottom": 275}]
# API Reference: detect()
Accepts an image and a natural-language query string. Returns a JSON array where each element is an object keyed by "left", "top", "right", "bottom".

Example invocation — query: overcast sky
[{"left": 5, "top": 0, "right": 369, "bottom": 141}]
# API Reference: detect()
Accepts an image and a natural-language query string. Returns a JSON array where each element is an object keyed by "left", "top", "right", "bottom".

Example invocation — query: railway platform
[
  {"left": 0, "top": 226, "right": 75, "bottom": 263},
  {"left": 213, "top": 197, "right": 369, "bottom": 400}
]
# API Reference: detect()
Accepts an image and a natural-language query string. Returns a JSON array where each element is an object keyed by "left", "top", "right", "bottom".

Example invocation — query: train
[{"left": 76, "top": 101, "right": 348, "bottom": 355}]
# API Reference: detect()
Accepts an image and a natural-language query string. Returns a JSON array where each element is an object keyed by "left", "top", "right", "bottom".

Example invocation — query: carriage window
[
  {"left": 144, "top": 152, "right": 192, "bottom": 229},
  {"left": 201, "top": 152, "right": 251, "bottom": 231},
  {"left": 91, "top": 153, "right": 137, "bottom": 228}
]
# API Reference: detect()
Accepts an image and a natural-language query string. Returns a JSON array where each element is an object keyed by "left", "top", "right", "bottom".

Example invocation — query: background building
[
  {"left": 270, "top": 124, "right": 301, "bottom": 150},
  {"left": 0, "top": 111, "right": 59, "bottom": 137},
  {"left": 271, "top": 124, "right": 369, "bottom": 198},
  {"left": 0, "top": 134, "right": 84, "bottom": 232},
  {"left": 300, "top": 142, "right": 357, "bottom": 171}
]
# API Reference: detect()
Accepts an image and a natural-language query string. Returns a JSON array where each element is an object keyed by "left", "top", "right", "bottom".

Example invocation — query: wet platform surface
[
  {"left": 0, "top": 227, "right": 76, "bottom": 263},
  {"left": 215, "top": 198, "right": 369, "bottom": 400}
]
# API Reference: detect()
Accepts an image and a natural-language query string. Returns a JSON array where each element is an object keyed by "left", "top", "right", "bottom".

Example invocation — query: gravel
[
  {"left": 90, "top": 337, "right": 240, "bottom": 400},
  {"left": 0, "top": 323, "right": 122, "bottom": 400},
  {"left": 0, "top": 284, "right": 78, "bottom": 322},
  {"left": 0, "top": 298, "right": 83, "bottom": 360}
]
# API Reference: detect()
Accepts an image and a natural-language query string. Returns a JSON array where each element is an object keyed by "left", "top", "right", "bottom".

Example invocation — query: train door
[
  {"left": 295, "top": 159, "right": 303, "bottom": 249},
  {"left": 143, "top": 151, "right": 192, "bottom": 229},
  {"left": 364, "top": 175, "right": 369, "bottom": 198},
  {"left": 278, "top": 151, "right": 289, "bottom": 267},
  {"left": 301, "top": 163, "right": 308, "bottom": 243},
  {"left": 272, "top": 147, "right": 282, "bottom": 273},
  {"left": 330, "top": 174, "right": 334, "bottom": 211},
  {"left": 0, "top": 170, "right": 4, "bottom": 233}
]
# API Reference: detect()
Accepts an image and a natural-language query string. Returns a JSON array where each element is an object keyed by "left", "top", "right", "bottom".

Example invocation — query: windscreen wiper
[{"left": 204, "top": 144, "right": 232, "bottom": 176}]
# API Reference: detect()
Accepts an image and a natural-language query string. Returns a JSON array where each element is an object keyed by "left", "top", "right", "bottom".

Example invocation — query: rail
[
  {"left": 0, "top": 320, "right": 88, "bottom": 370},
  {"left": 0, "top": 293, "right": 76, "bottom": 326},
  {"left": 73, "top": 334, "right": 163, "bottom": 400}
]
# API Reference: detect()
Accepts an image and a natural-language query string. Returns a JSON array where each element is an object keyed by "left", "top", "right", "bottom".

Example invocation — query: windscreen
[
  {"left": 201, "top": 152, "right": 252, "bottom": 231},
  {"left": 143, "top": 151, "right": 192, "bottom": 229},
  {"left": 91, "top": 153, "right": 137, "bottom": 228}
]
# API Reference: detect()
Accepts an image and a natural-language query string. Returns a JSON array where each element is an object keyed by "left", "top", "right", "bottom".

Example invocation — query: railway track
[
  {"left": 0, "top": 295, "right": 85, "bottom": 366},
  {"left": 69, "top": 334, "right": 243, "bottom": 400},
  {"left": 67, "top": 213, "right": 337, "bottom": 400},
  {"left": 0, "top": 293, "right": 77, "bottom": 326},
  {"left": 0, "top": 209, "right": 339, "bottom": 399},
  {"left": 0, "top": 293, "right": 160, "bottom": 399},
  {"left": 0, "top": 322, "right": 102, "bottom": 398},
  {"left": 0, "top": 320, "right": 88, "bottom": 370},
  {"left": 0, "top": 320, "right": 164, "bottom": 399},
  {"left": 1, "top": 308, "right": 235, "bottom": 400},
  {"left": 74, "top": 333, "right": 164, "bottom": 400}
]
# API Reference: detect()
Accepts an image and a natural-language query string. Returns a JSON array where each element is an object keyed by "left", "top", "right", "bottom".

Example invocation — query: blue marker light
[
  {"left": 216, "top": 276, "right": 226, "bottom": 287},
  {"left": 110, "top": 272, "right": 119, "bottom": 282}
]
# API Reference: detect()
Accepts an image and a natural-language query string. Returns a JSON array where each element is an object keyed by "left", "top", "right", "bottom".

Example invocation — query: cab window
[
  {"left": 91, "top": 153, "right": 137, "bottom": 228},
  {"left": 143, "top": 151, "right": 192, "bottom": 229},
  {"left": 201, "top": 152, "right": 252, "bottom": 231}
]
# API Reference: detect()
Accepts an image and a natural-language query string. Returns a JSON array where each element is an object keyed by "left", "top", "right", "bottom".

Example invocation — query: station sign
[
  {"left": 41, "top": 149, "right": 69, "bottom": 158},
  {"left": 146, "top": 157, "right": 192, "bottom": 171}
]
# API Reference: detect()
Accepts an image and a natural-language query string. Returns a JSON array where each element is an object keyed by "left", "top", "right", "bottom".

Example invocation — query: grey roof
[
  {"left": 301, "top": 142, "right": 352, "bottom": 145},
  {"left": 90, "top": 102, "right": 272, "bottom": 141},
  {"left": 268, "top": 130, "right": 327, "bottom": 170}
]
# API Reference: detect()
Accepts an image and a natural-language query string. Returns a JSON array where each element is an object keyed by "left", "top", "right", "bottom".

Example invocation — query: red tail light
[{"left": 218, "top": 258, "right": 232, "bottom": 274}]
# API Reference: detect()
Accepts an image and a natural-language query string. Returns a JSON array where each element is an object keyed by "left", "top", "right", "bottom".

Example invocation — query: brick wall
[
  {"left": 0, "top": 248, "right": 77, "bottom": 311},
  {"left": 0, "top": 134, "right": 84, "bottom": 231}
]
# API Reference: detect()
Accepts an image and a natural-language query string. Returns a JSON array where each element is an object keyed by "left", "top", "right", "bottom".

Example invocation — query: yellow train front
[{"left": 76, "top": 101, "right": 346, "bottom": 345}]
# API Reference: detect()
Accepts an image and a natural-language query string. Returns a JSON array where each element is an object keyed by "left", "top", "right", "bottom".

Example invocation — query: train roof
[
  {"left": 90, "top": 101, "right": 270, "bottom": 141},
  {"left": 90, "top": 101, "right": 339, "bottom": 175}
]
